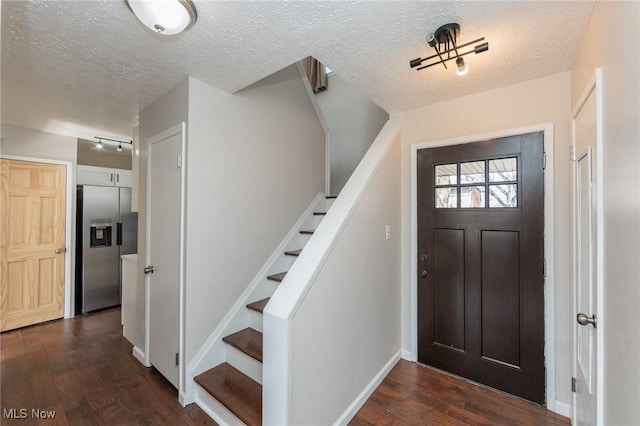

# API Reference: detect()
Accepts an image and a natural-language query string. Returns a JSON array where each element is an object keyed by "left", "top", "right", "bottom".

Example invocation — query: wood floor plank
[
  {"left": 0, "top": 308, "right": 216, "bottom": 425},
  {"left": 350, "top": 360, "right": 570, "bottom": 426}
]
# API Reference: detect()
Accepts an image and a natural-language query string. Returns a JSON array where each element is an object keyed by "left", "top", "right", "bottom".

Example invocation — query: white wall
[
  {"left": 392, "top": 72, "right": 572, "bottom": 407},
  {"left": 137, "top": 79, "right": 189, "bottom": 352},
  {"left": 571, "top": 2, "right": 640, "bottom": 424},
  {"left": 185, "top": 66, "right": 325, "bottom": 365},
  {"left": 1, "top": 124, "right": 78, "bottom": 162},
  {"left": 316, "top": 73, "right": 389, "bottom": 195},
  {"left": 288, "top": 126, "right": 401, "bottom": 424}
]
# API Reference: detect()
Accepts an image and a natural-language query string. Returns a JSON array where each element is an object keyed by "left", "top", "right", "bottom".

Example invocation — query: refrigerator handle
[{"left": 117, "top": 223, "right": 122, "bottom": 246}]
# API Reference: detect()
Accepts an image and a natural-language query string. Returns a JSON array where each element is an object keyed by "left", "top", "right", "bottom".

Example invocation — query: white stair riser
[
  {"left": 248, "top": 310, "right": 263, "bottom": 333},
  {"left": 225, "top": 344, "right": 263, "bottom": 384}
]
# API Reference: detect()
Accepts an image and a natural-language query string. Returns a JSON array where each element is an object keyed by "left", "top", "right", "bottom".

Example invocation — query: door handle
[
  {"left": 144, "top": 265, "right": 155, "bottom": 274},
  {"left": 577, "top": 313, "right": 597, "bottom": 328},
  {"left": 117, "top": 223, "right": 122, "bottom": 246},
  {"left": 55, "top": 247, "right": 66, "bottom": 254},
  {"left": 419, "top": 270, "right": 428, "bottom": 279}
]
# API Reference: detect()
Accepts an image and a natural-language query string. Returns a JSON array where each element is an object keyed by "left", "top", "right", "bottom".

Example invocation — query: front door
[
  {"left": 572, "top": 77, "right": 600, "bottom": 425},
  {"left": 1, "top": 159, "right": 67, "bottom": 331},
  {"left": 417, "top": 133, "right": 545, "bottom": 403},
  {"left": 146, "top": 129, "right": 183, "bottom": 389}
]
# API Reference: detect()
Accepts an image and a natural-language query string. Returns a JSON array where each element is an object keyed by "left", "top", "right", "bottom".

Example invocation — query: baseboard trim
[
  {"left": 401, "top": 349, "right": 414, "bottom": 361},
  {"left": 554, "top": 400, "right": 571, "bottom": 418},
  {"left": 334, "top": 350, "right": 401, "bottom": 425},
  {"left": 132, "top": 345, "right": 150, "bottom": 367}
]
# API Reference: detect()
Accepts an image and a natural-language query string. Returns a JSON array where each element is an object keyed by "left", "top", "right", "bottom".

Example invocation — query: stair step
[
  {"left": 326, "top": 195, "right": 337, "bottom": 199},
  {"left": 313, "top": 211, "right": 327, "bottom": 216},
  {"left": 300, "top": 229, "right": 315, "bottom": 235},
  {"left": 266, "top": 271, "right": 287, "bottom": 282},
  {"left": 223, "top": 328, "right": 263, "bottom": 362},
  {"left": 246, "top": 297, "right": 269, "bottom": 313},
  {"left": 284, "top": 249, "right": 302, "bottom": 257},
  {"left": 194, "top": 362, "right": 262, "bottom": 426}
]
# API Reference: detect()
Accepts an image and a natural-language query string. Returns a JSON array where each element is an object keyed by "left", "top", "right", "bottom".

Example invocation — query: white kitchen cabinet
[
  {"left": 77, "top": 165, "right": 132, "bottom": 187},
  {"left": 121, "top": 254, "right": 138, "bottom": 345}
]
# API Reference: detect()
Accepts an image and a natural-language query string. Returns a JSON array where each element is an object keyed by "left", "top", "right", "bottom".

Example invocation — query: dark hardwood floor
[
  {"left": 350, "top": 359, "right": 570, "bottom": 426},
  {"left": 0, "top": 307, "right": 216, "bottom": 425},
  {"left": 2, "top": 307, "right": 570, "bottom": 425}
]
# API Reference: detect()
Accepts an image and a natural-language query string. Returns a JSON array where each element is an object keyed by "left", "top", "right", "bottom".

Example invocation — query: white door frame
[
  {"left": 409, "top": 123, "right": 557, "bottom": 411},
  {"left": 144, "top": 122, "right": 188, "bottom": 402},
  {"left": 1, "top": 155, "right": 75, "bottom": 319},
  {"left": 571, "top": 69, "right": 604, "bottom": 426}
]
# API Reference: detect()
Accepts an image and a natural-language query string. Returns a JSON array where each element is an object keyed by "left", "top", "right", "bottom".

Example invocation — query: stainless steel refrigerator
[{"left": 76, "top": 185, "right": 137, "bottom": 313}]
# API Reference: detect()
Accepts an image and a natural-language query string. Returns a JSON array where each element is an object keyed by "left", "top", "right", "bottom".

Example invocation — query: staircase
[{"left": 192, "top": 194, "right": 337, "bottom": 425}]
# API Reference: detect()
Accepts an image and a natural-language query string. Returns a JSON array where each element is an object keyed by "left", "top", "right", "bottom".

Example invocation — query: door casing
[
  {"left": 409, "top": 123, "right": 557, "bottom": 411},
  {"left": 1, "top": 155, "right": 74, "bottom": 319},
  {"left": 144, "top": 122, "right": 188, "bottom": 404}
]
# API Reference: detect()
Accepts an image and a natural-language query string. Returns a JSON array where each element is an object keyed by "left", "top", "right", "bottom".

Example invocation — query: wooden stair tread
[
  {"left": 284, "top": 249, "right": 302, "bottom": 257},
  {"left": 300, "top": 229, "right": 315, "bottom": 235},
  {"left": 194, "top": 362, "right": 262, "bottom": 426},
  {"left": 246, "top": 297, "right": 269, "bottom": 313},
  {"left": 222, "top": 328, "right": 263, "bottom": 362},
  {"left": 266, "top": 271, "right": 287, "bottom": 282}
]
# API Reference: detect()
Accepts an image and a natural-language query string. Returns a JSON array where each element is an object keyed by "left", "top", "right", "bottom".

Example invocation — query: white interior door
[
  {"left": 146, "top": 127, "right": 184, "bottom": 389},
  {"left": 572, "top": 73, "right": 602, "bottom": 426}
]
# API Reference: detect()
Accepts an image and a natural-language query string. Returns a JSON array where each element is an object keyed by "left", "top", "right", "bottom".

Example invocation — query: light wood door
[
  {"left": 417, "top": 133, "right": 545, "bottom": 403},
  {"left": 1, "top": 159, "right": 67, "bottom": 331}
]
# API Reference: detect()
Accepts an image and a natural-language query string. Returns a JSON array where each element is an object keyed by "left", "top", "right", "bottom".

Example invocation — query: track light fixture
[
  {"left": 409, "top": 23, "right": 488, "bottom": 75},
  {"left": 94, "top": 137, "right": 133, "bottom": 151}
]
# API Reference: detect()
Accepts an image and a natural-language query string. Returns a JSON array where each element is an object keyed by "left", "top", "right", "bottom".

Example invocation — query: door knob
[
  {"left": 419, "top": 270, "right": 428, "bottom": 279},
  {"left": 55, "top": 247, "right": 66, "bottom": 254},
  {"left": 419, "top": 255, "right": 428, "bottom": 263},
  {"left": 144, "top": 265, "right": 155, "bottom": 274},
  {"left": 577, "top": 313, "right": 597, "bottom": 328}
]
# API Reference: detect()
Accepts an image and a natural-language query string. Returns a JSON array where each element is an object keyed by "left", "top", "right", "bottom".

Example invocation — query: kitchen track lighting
[
  {"left": 94, "top": 137, "right": 133, "bottom": 151},
  {"left": 409, "top": 23, "right": 488, "bottom": 76}
]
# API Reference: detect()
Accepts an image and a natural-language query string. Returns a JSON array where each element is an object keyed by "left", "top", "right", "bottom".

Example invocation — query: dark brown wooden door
[{"left": 417, "top": 132, "right": 545, "bottom": 404}]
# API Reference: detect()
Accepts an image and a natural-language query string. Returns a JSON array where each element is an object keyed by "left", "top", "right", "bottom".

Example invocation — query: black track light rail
[
  {"left": 410, "top": 37, "right": 486, "bottom": 70},
  {"left": 94, "top": 136, "right": 133, "bottom": 146}
]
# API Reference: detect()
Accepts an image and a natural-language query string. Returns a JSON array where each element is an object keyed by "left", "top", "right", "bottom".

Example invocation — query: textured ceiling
[{"left": 1, "top": 1, "right": 594, "bottom": 140}]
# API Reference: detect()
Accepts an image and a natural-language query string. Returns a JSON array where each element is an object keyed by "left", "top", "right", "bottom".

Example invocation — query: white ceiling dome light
[{"left": 126, "top": 0, "right": 197, "bottom": 36}]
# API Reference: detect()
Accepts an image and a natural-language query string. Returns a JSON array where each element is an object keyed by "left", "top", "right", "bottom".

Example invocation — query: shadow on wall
[{"left": 301, "top": 58, "right": 389, "bottom": 195}]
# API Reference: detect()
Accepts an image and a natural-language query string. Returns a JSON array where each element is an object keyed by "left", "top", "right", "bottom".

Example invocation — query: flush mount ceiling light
[
  {"left": 125, "top": 0, "right": 198, "bottom": 36},
  {"left": 409, "top": 23, "right": 488, "bottom": 76}
]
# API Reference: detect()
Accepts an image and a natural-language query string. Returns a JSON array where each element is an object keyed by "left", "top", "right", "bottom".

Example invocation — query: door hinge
[
  {"left": 572, "top": 377, "right": 577, "bottom": 393},
  {"left": 543, "top": 152, "right": 546, "bottom": 170},
  {"left": 177, "top": 154, "right": 182, "bottom": 169},
  {"left": 570, "top": 146, "right": 577, "bottom": 161},
  {"left": 175, "top": 352, "right": 179, "bottom": 366}
]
